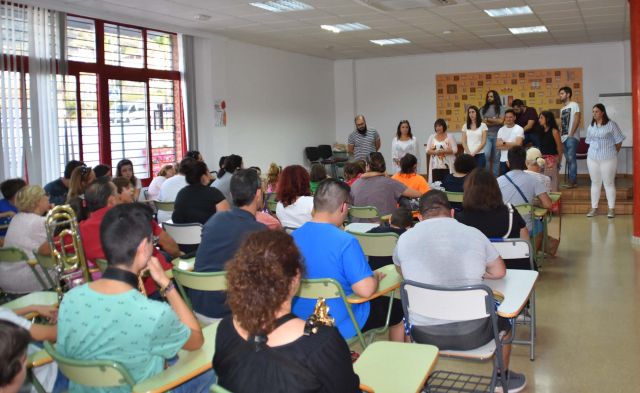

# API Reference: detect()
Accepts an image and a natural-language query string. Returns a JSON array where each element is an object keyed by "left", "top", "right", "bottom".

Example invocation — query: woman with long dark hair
[
  {"left": 116, "top": 159, "right": 141, "bottom": 201},
  {"left": 461, "top": 105, "right": 488, "bottom": 168},
  {"left": 538, "top": 111, "right": 564, "bottom": 191},
  {"left": 585, "top": 103, "right": 625, "bottom": 218},
  {"left": 391, "top": 120, "right": 417, "bottom": 174}
]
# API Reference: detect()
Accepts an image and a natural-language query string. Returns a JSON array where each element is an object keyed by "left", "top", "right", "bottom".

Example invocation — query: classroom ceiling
[{"left": 40, "top": 0, "right": 630, "bottom": 59}]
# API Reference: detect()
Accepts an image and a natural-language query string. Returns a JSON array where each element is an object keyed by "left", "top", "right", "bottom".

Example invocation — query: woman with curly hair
[
  {"left": 213, "top": 230, "right": 360, "bottom": 392},
  {"left": 275, "top": 165, "right": 313, "bottom": 229}
]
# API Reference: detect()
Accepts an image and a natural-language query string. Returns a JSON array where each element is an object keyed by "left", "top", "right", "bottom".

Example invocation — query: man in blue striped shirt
[{"left": 348, "top": 115, "right": 381, "bottom": 161}]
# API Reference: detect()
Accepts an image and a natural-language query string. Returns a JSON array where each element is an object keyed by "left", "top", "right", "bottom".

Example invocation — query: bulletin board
[{"left": 436, "top": 67, "right": 583, "bottom": 131}]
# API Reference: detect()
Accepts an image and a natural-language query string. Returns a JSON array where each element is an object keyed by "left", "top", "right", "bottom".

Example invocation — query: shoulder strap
[
  {"left": 503, "top": 173, "right": 528, "bottom": 204},
  {"left": 503, "top": 204, "right": 514, "bottom": 239}
]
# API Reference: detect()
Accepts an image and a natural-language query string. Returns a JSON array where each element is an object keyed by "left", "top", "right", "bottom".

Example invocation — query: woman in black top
[
  {"left": 213, "top": 231, "right": 360, "bottom": 393},
  {"left": 538, "top": 111, "right": 564, "bottom": 191},
  {"left": 173, "top": 161, "right": 229, "bottom": 251},
  {"left": 455, "top": 168, "right": 533, "bottom": 270}
]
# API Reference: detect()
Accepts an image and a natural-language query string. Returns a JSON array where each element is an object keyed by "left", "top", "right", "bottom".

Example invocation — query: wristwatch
[{"left": 160, "top": 281, "right": 176, "bottom": 298}]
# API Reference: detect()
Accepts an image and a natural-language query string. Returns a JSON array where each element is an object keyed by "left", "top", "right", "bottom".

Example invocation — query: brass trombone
[{"left": 44, "top": 204, "right": 91, "bottom": 302}]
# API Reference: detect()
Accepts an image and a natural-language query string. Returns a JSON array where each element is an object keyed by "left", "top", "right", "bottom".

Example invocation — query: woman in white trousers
[{"left": 585, "top": 103, "right": 625, "bottom": 218}]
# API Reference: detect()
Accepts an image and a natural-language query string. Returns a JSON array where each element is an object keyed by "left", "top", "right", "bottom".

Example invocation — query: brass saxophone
[{"left": 44, "top": 204, "right": 91, "bottom": 302}]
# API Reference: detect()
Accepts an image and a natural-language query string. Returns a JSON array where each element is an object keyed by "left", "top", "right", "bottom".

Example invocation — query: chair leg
[{"left": 530, "top": 291, "right": 536, "bottom": 361}]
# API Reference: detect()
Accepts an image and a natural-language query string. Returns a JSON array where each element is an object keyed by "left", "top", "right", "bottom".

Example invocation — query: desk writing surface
[
  {"left": 344, "top": 222, "right": 379, "bottom": 233},
  {"left": 355, "top": 341, "right": 438, "bottom": 393},
  {"left": 549, "top": 192, "right": 562, "bottom": 203},
  {"left": 3, "top": 292, "right": 58, "bottom": 310},
  {"left": 132, "top": 322, "right": 219, "bottom": 393},
  {"left": 347, "top": 264, "right": 402, "bottom": 304},
  {"left": 485, "top": 269, "right": 538, "bottom": 318}
]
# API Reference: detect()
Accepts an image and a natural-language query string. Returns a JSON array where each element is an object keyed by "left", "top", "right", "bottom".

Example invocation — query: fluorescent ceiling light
[
  {"left": 509, "top": 25, "right": 548, "bottom": 35},
  {"left": 321, "top": 23, "right": 370, "bottom": 33},
  {"left": 249, "top": 0, "right": 313, "bottom": 12},
  {"left": 370, "top": 38, "right": 411, "bottom": 46},
  {"left": 485, "top": 6, "right": 533, "bottom": 17}
]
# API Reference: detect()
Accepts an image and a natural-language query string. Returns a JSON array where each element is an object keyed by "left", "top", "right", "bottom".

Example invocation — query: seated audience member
[
  {"left": 158, "top": 157, "right": 194, "bottom": 223},
  {"left": 351, "top": 152, "right": 420, "bottom": 220},
  {"left": 292, "top": 179, "right": 405, "bottom": 342},
  {"left": 343, "top": 161, "right": 364, "bottom": 186},
  {"left": 1, "top": 185, "right": 54, "bottom": 294},
  {"left": 44, "top": 160, "right": 84, "bottom": 205},
  {"left": 113, "top": 176, "right": 136, "bottom": 204},
  {"left": 275, "top": 165, "right": 314, "bottom": 229},
  {"left": 212, "top": 154, "right": 243, "bottom": 205},
  {"left": 0, "top": 305, "right": 60, "bottom": 392},
  {"left": 366, "top": 207, "right": 414, "bottom": 270},
  {"left": 173, "top": 161, "right": 229, "bottom": 225},
  {"left": 147, "top": 164, "right": 175, "bottom": 201},
  {"left": 116, "top": 159, "right": 142, "bottom": 201},
  {"left": 0, "top": 178, "right": 26, "bottom": 239},
  {"left": 265, "top": 163, "right": 281, "bottom": 193},
  {"left": 66, "top": 165, "right": 96, "bottom": 221},
  {"left": 0, "top": 320, "right": 31, "bottom": 393},
  {"left": 455, "top": 169, "right": 532, "bottom": 270},
  {"left": 214, "top": 230, "right": 360, "bottom": 392},
  {"left": 80, "top": 180, "right": 180, "bottom": 296},
  {"left": 248, "top": 166, "right": 262, "bottom": 177},
  {"left": 499, "top": 147, "right": 556, "bottom": 256},
  {"left": 193, "top": 169, "right": 266, "bottom": 323},
  {"left": 525, "top": 148, "right": 552, "bottom": 192},
  {"left": 393, "top": 190, "right": 526, "bottom": 392},
  {"left": 93, "top": 164, "right": 112, "bottom": 180},
  {"left": 441, "top": 153, "right": 477, "bottom": 193},
  {"left": 186, "top": 150, "right": 204, "bottom": 162},
  {"left": 309, "top": 163, "right": 328, "bottom": 194},
  {"left": 391, "top": 153, "right": 430, "bottom": 195},
  {"left": 57, "top": 203, "right": 212, "bottom": 393}
]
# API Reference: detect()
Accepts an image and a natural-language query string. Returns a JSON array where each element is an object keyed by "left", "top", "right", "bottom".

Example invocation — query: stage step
[{"left": 559, "top": 176, "right": 633, "bottom": 215}]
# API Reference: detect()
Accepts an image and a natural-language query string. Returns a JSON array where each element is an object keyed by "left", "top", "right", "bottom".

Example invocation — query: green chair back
[
  {"left": 32, "top": 251, "right": 57, "bottom": 289},
  {"left": 297, "top": 278, "right": 367, "bottom": 348},
  {"left": 154, "top": 200, "right": 175, "bottom": 212},
  {"left": 43, "top": 342, "right": 135, "bottom": 388},
  {"left": 265, "top": 193, "right": 277, "bottom": 214},
  {"left": 0, "top": 247, "right": 48, "bottom": 291},
  {"left": 95, "top": 259, "right": 108, "bottom": 273},
  {"left": 445, "top": 191, "right": 464, "bottom": 204},
  {"left": 210, "top": 384, "right": 233, "bottom": 393},
  {"left": 348, "top": 206, "right": 380, "bottom": 221},
  {"left": 172, "top": 268, "right": 227, "bottom": 310},
  {"left": 346, "top": 231, "right": 398, "bottom": 258}
]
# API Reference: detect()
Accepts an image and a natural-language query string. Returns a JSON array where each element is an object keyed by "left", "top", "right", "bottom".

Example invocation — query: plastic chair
[
  {"left": 154, "top": 200, "right": 174, "bottom": 213},
  {"left": 210, "top": 385, "right": 232, "bottom": 393},
  {"left": 348, "top": 206, "right": 380, "bottom": 223},
  {"left": 172, "top": 268, "right": 227, "bottom": 311},
  {"left": 43, "top": 341, "right": 136, "bottom": 389},
  {"left": 445, "top": 191, "right": 464, "bottom": 204},
  {"left": 297, "top": 278, "right": 393, "bottom": 349},
  {"left": 490, "top": 238, "right": 536, "bottom": 361},
  {"left": 162, "top": 222, "right": 203, "bottom": 247},
  {"left": 318, "top": 144, "right": 348, "bottom": 178},
  {"left": 346, "top": 231, "right": 398, "bottom": 258},
  {"left": 265, "top": 192, "right": 278, "bottom": 214},
  {"left": 400, "top": 281, "right": 509, "bottom": 393},
  {"left": 0, "top": 247, "right": 49, "bottom": 291},
  {"left": 32, "top": 251, "right": 57, "bottom": 289}
]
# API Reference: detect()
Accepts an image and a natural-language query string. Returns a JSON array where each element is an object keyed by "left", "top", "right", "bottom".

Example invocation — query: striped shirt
[
  {"left": 585, "top": 120, "right": 625, "bottom": 161},
  {"left": 348, "top": 129, "right": 380, "bottom": 161}
]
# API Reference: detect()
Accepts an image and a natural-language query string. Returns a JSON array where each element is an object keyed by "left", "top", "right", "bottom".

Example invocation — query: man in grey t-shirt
[
  {"left": 393, "top": 190, "right": 526, "bottom": 392},
  {"left": 348, "top": 115, "right": 380, "bottom": 161}
]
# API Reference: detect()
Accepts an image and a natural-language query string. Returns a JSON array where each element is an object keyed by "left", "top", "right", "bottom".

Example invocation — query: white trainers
[{"left": 586, "top": 208, "right": 597, "bottom": 217}]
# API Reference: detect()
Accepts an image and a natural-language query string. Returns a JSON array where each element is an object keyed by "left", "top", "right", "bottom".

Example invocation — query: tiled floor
[{"left": 428, "top": 215, "right": 639, "bottom": 392}]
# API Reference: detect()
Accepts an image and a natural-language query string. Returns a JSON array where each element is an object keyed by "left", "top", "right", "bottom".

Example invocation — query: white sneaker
[{"left": 586, "top": 208, "right": 597, "bottom": 217}]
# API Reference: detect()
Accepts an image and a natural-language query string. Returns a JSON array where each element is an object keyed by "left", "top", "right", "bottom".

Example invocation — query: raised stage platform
[{"left": 559, "top": 175, "right": 633, "bottom": 215}]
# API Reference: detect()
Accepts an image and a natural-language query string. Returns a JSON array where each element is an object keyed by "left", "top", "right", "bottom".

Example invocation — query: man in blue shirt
[
  {"left": 44, "top": 160, "right": 84, "bottom": 205},
  {"left": 292, "top": 178, "right": 405, "bottom": 341},
  {"left": 192, "top": 169, "right": 266, "bottom": 322},
  {"left": 0, "top": 178, "right": 26, "bottom": 238}
]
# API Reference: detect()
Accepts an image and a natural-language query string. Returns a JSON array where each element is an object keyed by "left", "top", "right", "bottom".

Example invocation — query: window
[
  {"left": 66, "top": 16, "right": 96, "bottom": 63},
  {"left": 104, "top": 23, "right": 144, "bottom": 68}
]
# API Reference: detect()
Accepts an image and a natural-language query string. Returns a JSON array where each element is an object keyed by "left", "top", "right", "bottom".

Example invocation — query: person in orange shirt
[{"left": 391, "top": 153, "right": 430, "bottom": 195}]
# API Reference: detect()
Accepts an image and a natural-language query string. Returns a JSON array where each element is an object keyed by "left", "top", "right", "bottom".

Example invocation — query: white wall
[
  {"left": 334, "top": 41, "right": 632, "bottom": 174},
  {"left": 193, "top": 36, "right": 335, "bottom": 172}
]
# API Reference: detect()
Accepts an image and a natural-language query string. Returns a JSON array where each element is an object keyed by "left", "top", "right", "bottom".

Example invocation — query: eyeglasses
[{"left": 151, "top": 235, "right": 159, "bottom": 246}]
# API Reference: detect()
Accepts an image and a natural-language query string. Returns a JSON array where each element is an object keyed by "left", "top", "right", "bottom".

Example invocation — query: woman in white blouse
[
  {"left": 275, "top": 165, "right": 313, "bottom": 230},
  {"left": 426, "top": 118, "right": 458, "bottom": 183},
  {"left": 391, "top": 120, "right": 417, "bottom": 174},
  {"left": 461, "top": 105, "right": 488, "bottom": 168},
  {"left": 147, "top": 164, "right": 176, "bottom": 201},
  {"left": 585, "top": 103, "right": 625, "bottom": 218},
  {"left": 1, "top": 185, "right": 54, "bottom": 294}
]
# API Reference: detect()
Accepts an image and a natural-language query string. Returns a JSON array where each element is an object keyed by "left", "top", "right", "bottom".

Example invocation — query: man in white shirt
[
  {"left": 496, "top": 109, "right": 524, "bottom": 175},
  {"left": 558, "top": 86, "right": 581, "bottom": 188},
  {"left": 157, "top": 157, "right": 193, "bottom": 222}
]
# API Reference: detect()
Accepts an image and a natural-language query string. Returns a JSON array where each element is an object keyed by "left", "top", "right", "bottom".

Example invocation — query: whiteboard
[{"left": 598, "top": 93, "right": 632, "bottom": 147}]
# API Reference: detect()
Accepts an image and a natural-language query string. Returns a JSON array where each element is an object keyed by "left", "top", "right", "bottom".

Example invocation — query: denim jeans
[
  {"left": 563, "top": 137, "right": 578, "bottom": 183},
  {"left": 484, "top": 134, "right": 500, "bottom": 176},
  {"left": 474, "top": 153, "right": 486, "bottom": 169}
]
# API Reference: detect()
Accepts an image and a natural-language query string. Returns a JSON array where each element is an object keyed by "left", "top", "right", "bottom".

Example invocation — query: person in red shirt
[{"left": 81, "top": 178, "right": 183, "bottom": 296}]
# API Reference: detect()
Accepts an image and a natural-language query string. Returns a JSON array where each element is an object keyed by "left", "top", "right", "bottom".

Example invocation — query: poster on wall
[
  {"left": 436, "top": 67, "right": 583, "bottom": 131},
  {"left": 214, "top": 99, "right": 227, "bottom": 127}
]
